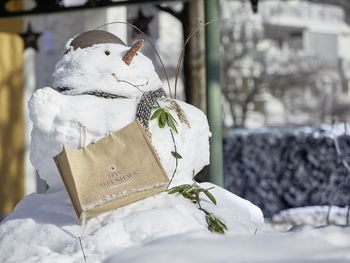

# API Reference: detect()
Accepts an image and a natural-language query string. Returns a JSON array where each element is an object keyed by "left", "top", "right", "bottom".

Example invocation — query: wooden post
[
  {"left": 183, "top": 0, "right": 206, "bottom": 112},
  {"left": 0, "top": 18, "right": 25, "bottom": 218}
]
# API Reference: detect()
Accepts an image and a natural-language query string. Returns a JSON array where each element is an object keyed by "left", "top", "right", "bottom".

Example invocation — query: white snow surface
[
  {"left": 53, "top": 42, "right": 162, "bottom": 98},
  {"left": 29, "top": 87, "right": 210, "bottom": 192},
  {"left": 104, "top": 225, "right": 350, "bottom": 263},
  {"left": 2, "top": 189, "right": 350, "bottom": 263},
  {"left": 0, "top": 183, "right": 264, "bottom": 262},
  {"left": 272, "top": 206, "right": 350, "bottom": 231}
]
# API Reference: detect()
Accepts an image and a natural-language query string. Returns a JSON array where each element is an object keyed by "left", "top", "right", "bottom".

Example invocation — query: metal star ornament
[
  {"left": 250, "top": 0, "right": 259, "bottom": 13},
  {"left": 129, "top": 9, "right": 154, "bottom": 38},
  {"left": 19, "top": 23, "right": 42, "bottom": 51}
]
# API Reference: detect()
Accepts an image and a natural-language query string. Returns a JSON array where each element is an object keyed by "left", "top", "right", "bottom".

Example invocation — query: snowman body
[{"left": 29, "top": 31, "right": 210, "bottom": 192}]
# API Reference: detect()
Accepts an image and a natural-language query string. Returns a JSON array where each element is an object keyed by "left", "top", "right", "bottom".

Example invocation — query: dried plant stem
[
  {"left": 95, "top": 21, "right": 172, "bottom": 97},
  {"left": 198, "top": 205, "right": 208, "bottom": 215},
  {"left": 333, "top": 125, "right": 350, "bottom": 173},
  {"left": 328, "top": 122, "right": 350, "bottom": 226},
  {"left": 174, "top": 18, "right": 228, "bottom": 99},
  {"left": 78, "top": 237, "right": 87, "bottom": 262},
  {"left": 326, "top": 205, "right": 331, "bottom": 225},
  {"left": 112, "top": 74, "right": 148, "bottom": 93}
]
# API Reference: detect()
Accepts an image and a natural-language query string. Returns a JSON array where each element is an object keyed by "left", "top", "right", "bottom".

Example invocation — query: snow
[
  {"left": 3, "top": 193, "right": 349, "bottom": 263},
  {"left": 53, "top": 40, "right": 162, "bottom": 98},
  {"left": 260, "top": 0, "right": 350, "bottom": 35},
  {"left": 0, "top": 183, "right": 263, "bottom": 262},
  {"left": 105, "top": 226, "right": 350, "bottom": 263},
  {"left": 272, "top": 206, "right": 350, "bottom": 231},
  {"left": 62, "top": 0, "right": 88, "bottom": 7}
]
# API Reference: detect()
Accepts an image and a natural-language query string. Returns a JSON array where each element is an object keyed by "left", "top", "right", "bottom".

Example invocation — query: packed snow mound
[
  {"left": 53, "top": 42, "right": 162, "bottom": 98},
  {"left": 29, "top": 87, "right": 210, "bottom": 192},
  {"left": 0, "top": 183, "right": 263, "bottom": 262},
  {"left": 105, "top": 225, "right": 350, "bottom": 263}
]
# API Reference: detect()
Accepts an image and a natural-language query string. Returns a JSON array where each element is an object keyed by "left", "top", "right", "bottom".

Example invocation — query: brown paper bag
[{"left": 54, "top": 120, "right": 169, "bottom": 219}]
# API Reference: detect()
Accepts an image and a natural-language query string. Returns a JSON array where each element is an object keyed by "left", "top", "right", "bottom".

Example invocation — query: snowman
[
  {"left": 29, "top": 30, "right": 210, "bottom": 192},
  {"left": 0, "top": 30, "right": 264, "bottom": 261}
]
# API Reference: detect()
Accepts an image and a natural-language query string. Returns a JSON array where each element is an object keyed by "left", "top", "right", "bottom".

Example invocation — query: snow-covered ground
[
  {"left": 105, "top": 226, "right": 350, "bottom": 263},
  {"left": 1, "top": 191, "right": 350, "bottom": 262},
  {"left": 0, "top": 183, "right": 264, "bottom": 262},
  {"left": 271, "top": 205, "right": 350, "bottom": 230}
]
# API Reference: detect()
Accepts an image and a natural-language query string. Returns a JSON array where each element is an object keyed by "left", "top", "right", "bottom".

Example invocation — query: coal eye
[{"left": 105, "top": 50, "right": 110, "bottom": 56}]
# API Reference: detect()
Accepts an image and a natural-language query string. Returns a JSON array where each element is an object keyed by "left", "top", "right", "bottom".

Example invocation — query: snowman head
[{"left": 52, "top": 30, "right": 162, "bottom": 98}]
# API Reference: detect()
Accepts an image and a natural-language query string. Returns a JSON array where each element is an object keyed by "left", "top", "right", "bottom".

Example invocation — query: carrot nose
[{"left": 122, "top": 39, "right": 144, "bottom": 65}]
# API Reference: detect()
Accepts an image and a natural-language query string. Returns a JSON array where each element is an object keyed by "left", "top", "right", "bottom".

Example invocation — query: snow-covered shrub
[{"left": 224, "top": 126, "right": 350, "bottom": 217}]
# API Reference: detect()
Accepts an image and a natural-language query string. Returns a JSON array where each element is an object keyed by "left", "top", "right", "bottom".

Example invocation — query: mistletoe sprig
[
  {"left": 151, "top": 103, "right": 182, "bottom": 187},
  {"left": 150, "top": 102, "right": 227, "bottom": 234},
  {"left": 168, "top": 176, "right": 228, "bottom": 234}
]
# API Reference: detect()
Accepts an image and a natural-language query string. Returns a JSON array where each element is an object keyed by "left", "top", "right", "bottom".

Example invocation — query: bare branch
[{"left": 155, "top": 4, "right": 183, "bottom": 20}]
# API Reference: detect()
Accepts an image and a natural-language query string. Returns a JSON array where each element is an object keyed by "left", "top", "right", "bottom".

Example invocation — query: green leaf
[
  {"left": 168, "top": 184, "right": 191, "bottom": 194},
  {"left": 203, "top": 189, "right": 217, "bottom": 205},
  {"left": 167, "top": 186, "right": 182, "bottom": 194},
  {"left": 167, "top": 112, "right": 178, "bottom": 124},
  {"left": 166, "top": 113, "right": 178, "bottom": 133},
  {"left": 182, "top": 192, "right": 195, "bottom": 201},
  {"left": 171, "top": 151, "right": 182, "bottom": 159},
  {"left": 195, "top": 191, "right": 200, "bottom": 204},
  {"left": 159, "top": 112, "right": 167, "bottom": 128},
  {"left": 150, "top": 108, "right": 162, "bottom": 120},
  {"left": 217, "top": 219, "right": 228, "bottom": 230},
  {"left": 179, "top": 184, "right": 192, "bottom": 193},
  {"left": 206, "top": 214, "right": 227, "bottom": 234},
  {"left": 187, "top": 189, "right": 196, "bottom": 196}
]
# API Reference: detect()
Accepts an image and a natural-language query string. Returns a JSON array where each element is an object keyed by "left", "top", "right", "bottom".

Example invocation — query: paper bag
[{"left": 54, "top": 120, "right": 169, "bottom": 219}]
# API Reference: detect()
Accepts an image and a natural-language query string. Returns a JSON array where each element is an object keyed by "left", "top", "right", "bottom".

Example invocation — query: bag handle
[
  {"left": 79, "top": 123, "right": 87, "bottom": 148},
  {"left": 79, "top": 123, "right": 113, "bottom": 149}
]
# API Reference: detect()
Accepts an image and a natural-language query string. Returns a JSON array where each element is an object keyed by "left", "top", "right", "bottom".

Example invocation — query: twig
[
  {"left": 167, "top": 129, "right": 178, "bottom": 189},
  {"left": 329, "top": 121, "right": 350, "bottom": 226},
  {"left": 333, "top": 125, "right": 350, "bottom": 174},
  {"left": 326, "top": 205, "right": 332, "bottom": 225},
  {"left": 111, "top": 74, "right": 148, "bottom": 93},
  {"left": 78, "top": 237, "right": 87, "bottom": 262},
  {"left": 174, "top": 18, "right": 229, "bottom": 98}
]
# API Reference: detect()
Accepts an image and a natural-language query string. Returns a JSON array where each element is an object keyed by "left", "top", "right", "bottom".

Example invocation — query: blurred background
[{"left": 1, "top": 0, "right": 350, "bottom": 227}]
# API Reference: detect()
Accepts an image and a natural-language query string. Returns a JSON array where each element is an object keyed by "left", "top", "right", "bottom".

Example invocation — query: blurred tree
[
  {"left": 308, "top": 0, "right": 350, "bottom": 23},
  {"left": 220, "top": 1, "right": 327, "bottom": 127}
]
